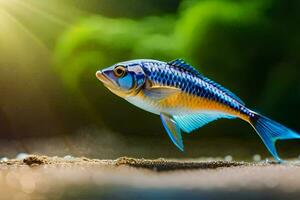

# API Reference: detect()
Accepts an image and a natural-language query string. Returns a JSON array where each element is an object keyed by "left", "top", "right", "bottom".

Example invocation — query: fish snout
[
  {"left": 96, "top": 69, "right": 118, "bottom": 89},
  {"left": 96, "top": 70, "right": 110, "bottom": 85},
  {"left": 96, "top": 70, "right": 103, "bottom": 80}
]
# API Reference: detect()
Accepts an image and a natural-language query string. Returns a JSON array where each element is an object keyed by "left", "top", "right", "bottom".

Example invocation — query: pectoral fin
[
  {"left": 144, "top": 85, "right": 180, "bottom": 100},
  {"left": 160, "top": 113, "right": 184, "bottom": 151}
]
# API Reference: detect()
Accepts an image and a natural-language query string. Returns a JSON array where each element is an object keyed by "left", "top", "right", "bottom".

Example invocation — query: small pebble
[
  {"left": 16, "top": 153, "right": 29, "bottom": 160},
  {"left": 0, "top": 157, "right": 8, "bottom": 162},
  {"left": 253, "top": 154, "right": 261, "bottom": 162},
  {"left": 63, "top": 155, "right": 73, "bottom": 161},
  {"left": 224, "top": 155, "right": 233, "bottom": 162}
]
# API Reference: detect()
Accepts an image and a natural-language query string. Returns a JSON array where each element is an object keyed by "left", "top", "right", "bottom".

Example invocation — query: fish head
[{"left": 96, "top": 61, "right": 146, "bottom": 98}]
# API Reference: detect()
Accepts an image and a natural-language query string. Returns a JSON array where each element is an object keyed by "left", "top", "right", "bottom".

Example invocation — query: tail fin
[{"left": 250, "top": 112, "right": 300, "bottom": 162}]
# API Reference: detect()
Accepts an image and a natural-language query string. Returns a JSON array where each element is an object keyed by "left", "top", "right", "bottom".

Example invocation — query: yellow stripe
[{"left": 157, "top": 92, "right": 250, "bottom": 122}]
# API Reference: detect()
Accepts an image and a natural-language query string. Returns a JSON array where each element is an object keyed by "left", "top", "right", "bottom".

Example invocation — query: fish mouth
[
  {"left": 96, "top": 70, "right": 138, "bottom": 97},
  {"left": 96, "top": 70, "right": 114, "bottom": 87}
]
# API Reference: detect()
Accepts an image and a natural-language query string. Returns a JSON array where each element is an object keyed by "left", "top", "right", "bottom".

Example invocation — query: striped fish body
[
  {"left": 126, "top": 59, "right": 253, "bottom": 121},
  {"left": 97, "top": 59, "right": 300, "bottom": 162}
]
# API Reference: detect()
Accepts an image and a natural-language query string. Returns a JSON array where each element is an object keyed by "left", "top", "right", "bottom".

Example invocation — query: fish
[{"left": 96, "top": 58, "right": 300, "bottom": 162}]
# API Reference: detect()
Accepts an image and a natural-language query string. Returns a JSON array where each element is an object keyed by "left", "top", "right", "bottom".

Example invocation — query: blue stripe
[{"left": 141, "top": 60, "right": 248, "bottom": 116}]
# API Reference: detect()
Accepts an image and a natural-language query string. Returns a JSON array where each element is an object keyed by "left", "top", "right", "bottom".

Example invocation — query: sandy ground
[{"left": 0, "top": 155, "right": 300, "bottom": 200}]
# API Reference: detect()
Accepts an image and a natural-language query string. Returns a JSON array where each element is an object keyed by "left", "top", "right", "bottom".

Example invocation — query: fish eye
[{"left": 114, "top": 66, "right": 126, "bottom": 77}]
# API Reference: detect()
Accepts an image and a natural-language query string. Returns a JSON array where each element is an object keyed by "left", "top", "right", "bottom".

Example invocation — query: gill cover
[{"left": 126, "top": 64, "right": 146, "bottom": 93}]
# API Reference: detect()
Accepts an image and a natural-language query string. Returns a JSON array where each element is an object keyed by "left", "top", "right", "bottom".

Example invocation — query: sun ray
[
  {"left": 14, "top": 0, "right": 70, "bottom": 26},
  {"left": 0, "top": 8, "right": 49, "bottom": 51},
  {"left": 0, "top": 0, "right": 87, "bottom": 51}
]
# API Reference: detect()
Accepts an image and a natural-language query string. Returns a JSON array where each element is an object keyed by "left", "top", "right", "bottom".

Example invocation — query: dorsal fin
[
  {"left": 167, "top": 59, "right": 245, "bottom": 105},
  {"left": 168, "top": 59, "right": 201, "bottom": 77}
]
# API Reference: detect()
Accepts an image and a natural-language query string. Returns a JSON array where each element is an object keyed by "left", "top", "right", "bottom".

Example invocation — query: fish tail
[{"left": 249, "top": 111, "right": 300, "bottom": 162}]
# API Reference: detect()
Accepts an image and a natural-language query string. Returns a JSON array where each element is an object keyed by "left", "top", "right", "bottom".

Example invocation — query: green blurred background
[{"left": 0, "top": 0, "right": 299, "bottom": 160}]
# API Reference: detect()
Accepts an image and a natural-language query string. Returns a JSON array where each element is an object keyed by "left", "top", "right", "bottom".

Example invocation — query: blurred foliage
[
  {"left": 54, "top": 0, "right": 300, "bottom": 136},
  {"left": 61, "top": 0, "right": 181, "bottom": 18}
]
